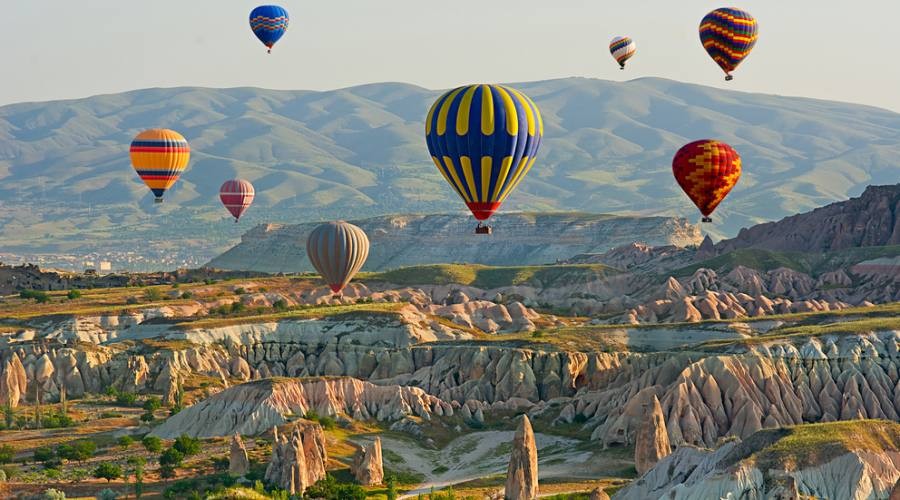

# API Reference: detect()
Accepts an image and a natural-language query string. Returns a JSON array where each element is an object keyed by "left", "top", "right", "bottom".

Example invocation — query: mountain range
[{"left": 1, "top": 77, "right": 899, "bottom": 265}]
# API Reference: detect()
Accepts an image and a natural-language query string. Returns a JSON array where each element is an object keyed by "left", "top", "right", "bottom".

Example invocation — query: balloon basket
[
  {"left": 702, "top": 217, "right": 712, "bottom": 223},
  {"left": 154, "top": 198, "right": 163, "bottom": 204},
  {"left": 475, "top": 224, "right": 492, "bottom": 235},
  {"left": 725, "top": 75, "right": 734, "bottom": 81}
]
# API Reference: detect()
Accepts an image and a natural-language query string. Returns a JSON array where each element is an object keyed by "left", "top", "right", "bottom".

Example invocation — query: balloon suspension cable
[{"left": 702, "top": 217, "right": 712, "bottom": 223}]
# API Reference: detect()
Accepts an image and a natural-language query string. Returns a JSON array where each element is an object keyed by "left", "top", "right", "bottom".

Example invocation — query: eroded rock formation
[
  {"left": 264, "top": 423, "right": 327, "bottom": 495},
  {"left": 505, "top": 415, "right": 538, "bottom": 500},
  {"left": 634, "top": 396, "right": 670, "bottom": 475},
  {"left": 351, "top": 437, "right": 384, "bottom": 486},
  {"left": 229, "top": 434, "right": 249, "bottom": 476}
]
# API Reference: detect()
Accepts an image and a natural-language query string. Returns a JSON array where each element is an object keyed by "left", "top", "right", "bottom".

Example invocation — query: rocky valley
[{"left": 0, "top": 187, "right": 897, "bottom": 498}]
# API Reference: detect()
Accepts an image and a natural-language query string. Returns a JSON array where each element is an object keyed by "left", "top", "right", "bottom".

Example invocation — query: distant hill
[
  {"left": 206, "top": 212, "right": 701, "bottom": 273},
  {"left": 1, "top": 78, "right": 899, "bottom": 263}
]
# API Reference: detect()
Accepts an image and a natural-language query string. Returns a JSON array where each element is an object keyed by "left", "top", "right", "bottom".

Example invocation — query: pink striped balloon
[{"left": 219, "top": 179, "right": 255, "bottom": 222}]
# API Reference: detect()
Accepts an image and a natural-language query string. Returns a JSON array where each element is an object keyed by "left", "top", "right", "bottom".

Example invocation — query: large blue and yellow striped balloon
[{"left": 425, "top": 84, "right": 543, "bottom": 221}]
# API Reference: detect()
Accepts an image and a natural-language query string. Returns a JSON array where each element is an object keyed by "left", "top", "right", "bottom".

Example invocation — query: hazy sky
[{"left": 3, "top": 1, "right": 899, "bottom": 112}]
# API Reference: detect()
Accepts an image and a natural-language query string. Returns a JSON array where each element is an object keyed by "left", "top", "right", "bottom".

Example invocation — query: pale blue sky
[{"left": 3, "top": 1, "right": 898, "bottom": 111}]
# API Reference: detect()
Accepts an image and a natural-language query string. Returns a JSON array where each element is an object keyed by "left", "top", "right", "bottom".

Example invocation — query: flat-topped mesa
[{"left": 208, "top": 213, "right": 701, "bottom": 273}]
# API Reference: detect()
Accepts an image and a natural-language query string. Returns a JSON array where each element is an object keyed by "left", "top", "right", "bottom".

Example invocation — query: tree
[
  {"left": 0, "top": 444, "right": 14, "bottom": 464},
  {"left": 386, "top": 474, "right": 398, "bottom": 500},
  {"left": 159, "top": 464, "right": 176, "bottom": 482},
  {"left": 61, "top": 440, "right": 96, "bottom": 463},
  {"left": 273, "top": 299, "right": 288, "bottom": 311},
  {"left": 3, "top": 400, "right": 14, "bottom": 429},
  {"left": 115, "top": 392, "right": 137, "bottom": 406},
  {"left": 33, "top": 447, "right": 55, "bottom": 463},
  {"left": 128, "top": 457, "right": 146, "bottom": 499},
  {"left": 118, "top": 435, "right": 134, "bottom": 450},
  {"left": 141, "top": 435, "right": 162, "bottom": 453},
  {"left": 159, "top": 447, "right": 184, "bottom": 467},
  {"left": 305, "top": 475, "right": 366, "bottom": 500},
  {"left": 172, "top": 435, "right": 201, "bottom": 456},
  {"left": 93, "top": 462, "right": 122, "bottom": 483},
  {"left": 66, "top": 290, "right": 82, "bottom": 300},
  {"left": 143, "top": 288, "right": 162, "bottom": 301},
  {"left": 142, "top": 396, "right": 161, "bottom": 412}
]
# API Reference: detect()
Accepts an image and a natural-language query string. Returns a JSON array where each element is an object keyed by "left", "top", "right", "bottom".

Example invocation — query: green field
[{"left": 365, "top": 263, "right": 617, "bottom": 289}]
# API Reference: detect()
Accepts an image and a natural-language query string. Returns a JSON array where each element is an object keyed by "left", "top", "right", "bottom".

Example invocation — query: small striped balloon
[
  {"left": 219, "top": 179, "right": 255, "bottom": 222},
  {"left": 129, "top": 129, "right": 190, "bottom": 203},
  {"left": 306, "top": 221, "right": 370, "bottom": 294},
  {"left": 609, "top": 36, "right": 636, "bottom": 69}
]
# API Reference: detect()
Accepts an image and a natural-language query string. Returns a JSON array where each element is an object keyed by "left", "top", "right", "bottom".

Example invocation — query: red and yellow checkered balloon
[{"left": 672, "top": 140, "right": 741, "bottom": 219}]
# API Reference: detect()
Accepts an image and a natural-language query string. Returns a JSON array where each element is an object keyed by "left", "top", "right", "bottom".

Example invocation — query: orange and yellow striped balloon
[
  {"left": 129, "top": 129, "right": 190, "bottom": 203},
  {"left": 672, "top": 140, "right": 741, "bottom": 222}
]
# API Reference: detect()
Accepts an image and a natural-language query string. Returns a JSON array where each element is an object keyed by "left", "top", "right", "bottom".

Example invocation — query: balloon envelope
[
  {"left": 699, "top": 7, "right": 758, "bottom": 79},
  {"left": 306, "top": 221, "right": 370, "bottom": 294},
  {"left": 130, "top": 129, "right": 190, "bottom": 202},
  {"left": 219, "top": 179, "right": 255, "bottom": 221},
  {"left": 425, "top": 84, "right": 543, "bottom": 221},
  {"left": 250, "top": 5, "right": 289, "bottom": 52},
  {"left": 672, "top": 140, "right": 741, "bottom": 219},
  {"left": 609, "top": 36, "right": 636, "bottom": 69}
]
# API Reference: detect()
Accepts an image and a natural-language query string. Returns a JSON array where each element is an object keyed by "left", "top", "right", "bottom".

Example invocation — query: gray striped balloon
[{"left": 306, "top": 221, "right": 370, "bottom": 294}]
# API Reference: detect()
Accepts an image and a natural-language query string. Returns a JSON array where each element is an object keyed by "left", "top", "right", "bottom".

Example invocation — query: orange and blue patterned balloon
[
  {"left": 425, "top": 84, "right": 543, "bottom": 221},
  {"left": 130, "top": 129, "right": 190, "bottom": 203},
  {"left": 699, "top": 7, "right": 758, "bottom": 81},
  {"left": 250, "top": 5, "right": 289, "bottom": 53},
  {"left": 609, "top": 36, "right": 636, "bottom": 69},
  {"left": 672, "top": 140, "right": 741, "bottom": 222}
]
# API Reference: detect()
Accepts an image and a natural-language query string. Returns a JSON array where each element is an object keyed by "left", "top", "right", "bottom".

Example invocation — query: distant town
[{"left": 0, "top": 250, "right": 210, "bottom": 273}]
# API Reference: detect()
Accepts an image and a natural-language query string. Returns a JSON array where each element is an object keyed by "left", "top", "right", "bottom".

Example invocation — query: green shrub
[
  {"left": 20, "top": 289, "right": 50, "bottom": 303},
  {"left": 118, "top": 436, "right": 134, "bottom": 449},
  {"left": 142, "top": 435, "right": 162, "bottom": 453},
  {"left": 234, "top": 287, "right": 246, "bottom": 295},
  {"left": 40, "top": 488, "right": 67, "bottom": 500},
  {"left": 115, "top": 392, "right": 138, "bottom": 406},
  {"left": 272, "top": 299, "right": 288, "bottom": 311},
  {"left": 96, "top": 488, "right": 120, "bottom": 500},
  {"left": 93, "top": 462, "right": 122, "bottom": 482},
  {"left": 143, "top": 396, "right": 162, "bottom": 412},
  {"left": 126, "top": 297, "right": 139, "bottom": 305},
  {"left": 173, "top": 435, "right": 201, "bottom": 456},
  {"left": 0, "top": 444, "right": 14, "bottom": 464},
  {"left": 143, "top": 288, "right": 162, "bottom": 301},
  {"left": 67, "top": 290, "right": 82, "bottom": 300},
  {"left": 180, "top": 291, "right": 193, "bottom": 299},
  {"left": 33, "top": 447, "right": 55, "bottom": 463}
]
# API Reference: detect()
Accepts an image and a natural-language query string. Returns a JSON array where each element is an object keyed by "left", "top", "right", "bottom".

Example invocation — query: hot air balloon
[
  {"left": 699, "top": 7, "right": 758, "bottom": 81},
  {"left": 130, "top": 129, "right": 190, "bottom": 203},
  {"left": 250, "top": 5, "right": 289, "bottom": 53},
  {"left": 306, "top": 221, "right": 370, "bottom": 295},
  {"left": 672, "top": 140, "right": 741, "bottom": 222},
  {"left": 609, "top": 36, "right": 636, "bottom": 70},
  {"left": 425, "top": 84, "right": 543, "bottom": 234},
  {"left": 219, "top": 179, "right": 255, "bottom": 222}
]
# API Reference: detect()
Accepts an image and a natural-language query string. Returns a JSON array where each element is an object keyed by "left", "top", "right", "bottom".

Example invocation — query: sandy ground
[{"left": 356, "top": 430, "right": 600, "bottom": 498}]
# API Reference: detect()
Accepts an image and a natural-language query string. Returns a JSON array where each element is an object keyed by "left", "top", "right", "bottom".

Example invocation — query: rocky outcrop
[
  {"left": 229, "top": 434, "right": 250, "bottom": 476},
  {"left": 614, "top": 421, "right": 900, "bottom": 500},
  {"left": 589, "top": 488, "right": 610, "bottom": 500},
  {"left": 150, "top": 377, "right": 454, "bottom": 438},
  {"left": 505, "top": 415, "right": 538, "bottom": 500},
  {"left": 351, "top": 437, "right": 384, "bottom": 486},
  {"left": 208, "top": 213, "right": 702, "bottom": 273},
  {"left": 0, "top": 354, "right": 27, "bottom": 407},
  {"left": 717, "top": 184, "right": 900, "bottom": 253},
  {"left": 264, "top": 423, "right": 327, "bottom": 495},
  {"left": 634, "top": 396, "right": 670, "bottom": 475}
]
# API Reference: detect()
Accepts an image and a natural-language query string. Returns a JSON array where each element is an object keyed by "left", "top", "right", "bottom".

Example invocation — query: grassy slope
[
  {"left": 365, "top": 263, "right": 616, "bottom": 289},
  {"left": 730, "top": 420, "right": 900, "bottom": 473}
]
